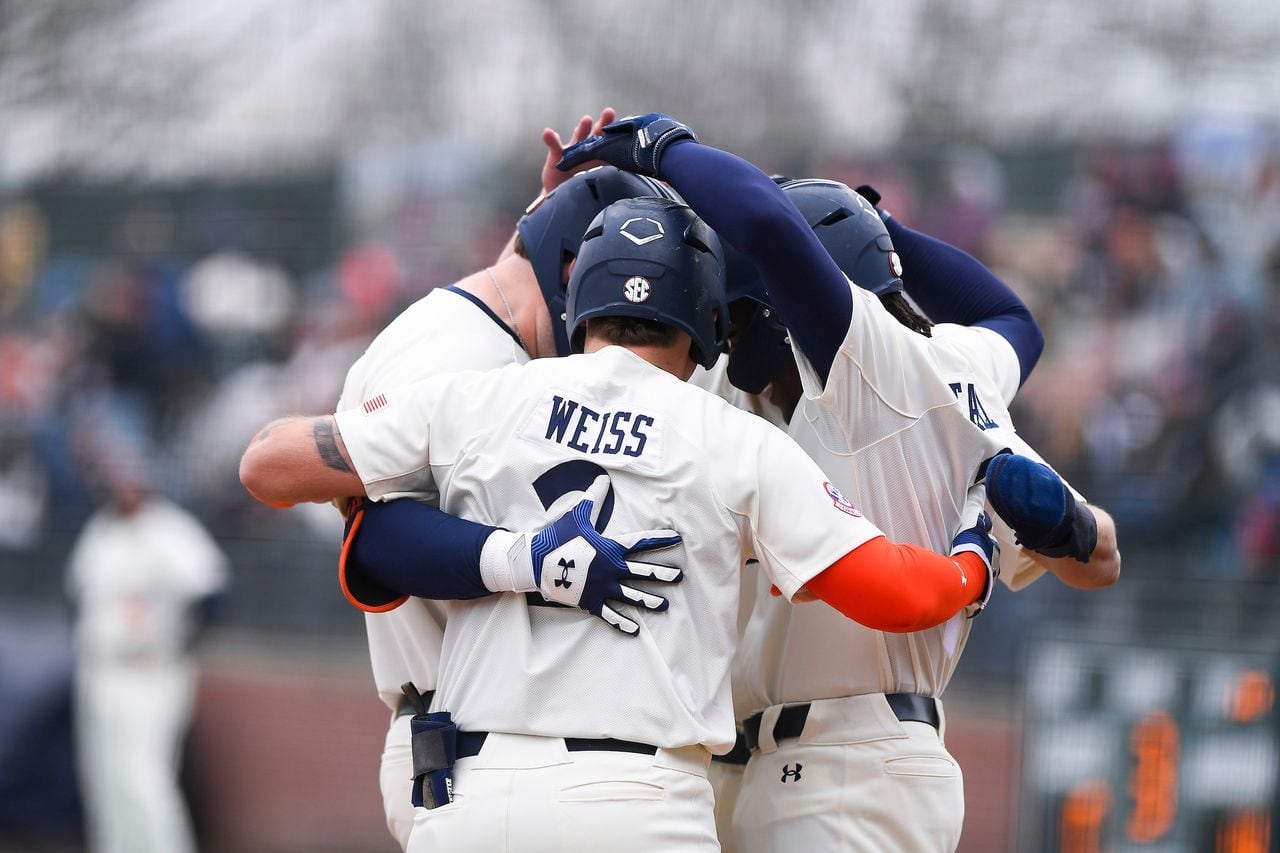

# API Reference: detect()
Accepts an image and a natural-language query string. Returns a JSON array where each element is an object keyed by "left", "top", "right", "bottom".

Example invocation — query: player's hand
[
  {"left": 529, "top": 480, "right": 683, "bottom": 635},
  {"left": 540, "top": 108, "right": 617, "bottom": 194},
  {"left": 949, "top": 484, "right": 999, "bottom": 613},
  {"left": 984, "top": 452, "right": 1098, "bottom": 562},
  {"left": 556, "top": 112, "right": 697, "bottom": 178}
]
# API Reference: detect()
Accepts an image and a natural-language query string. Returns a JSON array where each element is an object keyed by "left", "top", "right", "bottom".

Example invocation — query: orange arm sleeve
[{"left": 804, "top": 535, "right": 989, "bottom": 633}]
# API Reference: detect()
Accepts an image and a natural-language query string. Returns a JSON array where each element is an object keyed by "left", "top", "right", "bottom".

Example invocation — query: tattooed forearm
[
  {"left": 313, "top": 418, "right": 353, "bottom": 473},
  {"left": 250, "top": 423, "right": 274, "bottom": 445}
]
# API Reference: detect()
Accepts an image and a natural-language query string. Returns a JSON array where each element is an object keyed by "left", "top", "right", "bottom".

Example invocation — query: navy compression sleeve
[
  {"left": 885, "top": 218, "right": 1044, "bottom": 385},
  {"left": 347, "top": 498, "right": 493, "bottom": 601},
  {"left": 662, "top": 142, "right": 852, "bottom": 383}
]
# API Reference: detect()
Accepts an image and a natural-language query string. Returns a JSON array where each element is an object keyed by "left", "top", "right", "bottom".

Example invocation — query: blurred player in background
[
  {"left": 65, "top": 451, "right": 228, "bottom": 853},
  {"left": 241, "top": 194, "right": 1004, "bottom": 852},
  {"left": 558, "top": 113, "right": 1120, "bottom": 852}
]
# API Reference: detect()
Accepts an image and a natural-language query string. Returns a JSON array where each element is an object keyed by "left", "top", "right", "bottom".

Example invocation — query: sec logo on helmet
[{"left": 623, "top": 277, "right": 652, "bottom": 303}]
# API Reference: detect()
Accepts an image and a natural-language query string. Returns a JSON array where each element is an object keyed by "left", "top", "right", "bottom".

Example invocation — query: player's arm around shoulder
[{"left": 240, "top": 415, "right": 365, "bottom": 507}]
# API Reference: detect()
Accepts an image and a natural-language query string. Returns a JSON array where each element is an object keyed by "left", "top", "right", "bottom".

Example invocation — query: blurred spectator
[
  {"left": 65, "top": 452, "right": 228, "bottom": 853},
  {"left": 0, "top": 202, "right": 47, "bottom": 318}
]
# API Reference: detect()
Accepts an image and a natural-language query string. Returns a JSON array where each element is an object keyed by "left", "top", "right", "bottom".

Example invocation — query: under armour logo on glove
[
  {"left": 554, "top": 558, "right": 575, "bottom": 589},
  {"left": 780, "top": 764, "right": 803, "bottom": 783},
  {"left": 528, "top": 475, "right": 684, "bottom": 634}
]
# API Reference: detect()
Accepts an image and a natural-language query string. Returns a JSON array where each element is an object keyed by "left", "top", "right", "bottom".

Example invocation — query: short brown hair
[
  {"left": 584, "top": 316, "right": 681, "bottom": 349},
  {"left": 512, "top": 231, "right": 528, "bottom": 259}
]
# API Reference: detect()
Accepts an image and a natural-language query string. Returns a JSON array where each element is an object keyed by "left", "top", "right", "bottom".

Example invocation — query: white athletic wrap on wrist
[
  {"left": 950, "top": 544, "right": 997, "bottom": 614},
  {"left": 479, "top": 530, "right": 537, "bottom": 593}
]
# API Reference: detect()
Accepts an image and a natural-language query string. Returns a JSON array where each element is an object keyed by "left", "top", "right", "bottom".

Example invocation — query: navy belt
[
  {"left": 744, "top": 693, "right": 939, "bottom": 752},
  {"left": 456, "top": 732, "right": 659, "bottom": 759}
]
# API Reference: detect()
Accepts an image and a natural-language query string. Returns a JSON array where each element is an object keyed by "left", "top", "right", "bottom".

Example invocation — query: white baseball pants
[
  {"left": 406, "top": 733, "right": 718, "bottom": 852},
  {"left": 732, "top": 694, "right": 964, "bottom": 853}
]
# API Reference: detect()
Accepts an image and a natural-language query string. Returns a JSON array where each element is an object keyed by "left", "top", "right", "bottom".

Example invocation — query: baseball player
[
  {"left": 66, "top": 457, "right": 228, "bottom": 853},
  {"left": 309, "top": 109, "right": 700, "bottom": 848},
  {"left": 557, "top": 114, "right": 1120, "bottom": 851},
  {"left": 240, "top": 196, "right": 1003, "bottom": 852}
]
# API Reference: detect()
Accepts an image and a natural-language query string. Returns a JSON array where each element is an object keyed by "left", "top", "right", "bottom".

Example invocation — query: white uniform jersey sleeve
[
  {"left": 930, "top": 323, "right": 1023, "bottom": 407},
  {"left": 335, "top": 368, "right": 485, "bottom": 501},
  {"left": 335, "top": 285, "right": 528, "bottom": 709},
  {"left": 336, "top": 346, "right": 884, "bottom": 750}
]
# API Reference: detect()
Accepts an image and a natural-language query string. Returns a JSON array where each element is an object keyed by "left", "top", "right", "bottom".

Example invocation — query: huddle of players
[{"left": 241, "top": 111, "right": 1119, "bottom": 853}]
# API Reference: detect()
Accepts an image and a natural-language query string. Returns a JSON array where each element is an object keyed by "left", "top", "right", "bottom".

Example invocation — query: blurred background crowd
[{"left": 2, "top": 0, "right": 1278, "bottom": 850}]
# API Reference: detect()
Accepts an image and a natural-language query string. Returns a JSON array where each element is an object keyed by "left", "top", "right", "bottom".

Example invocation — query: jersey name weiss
[{"left": 543, "top": 395, "right": 654, "bottom": 458}]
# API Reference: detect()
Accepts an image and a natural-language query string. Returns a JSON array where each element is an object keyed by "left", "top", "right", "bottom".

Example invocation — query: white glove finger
[
  {"left": 583, "top": 474, "right": 612, "bottom": 528},
  {"left": 959, "top": 483, "right": 988, "bottom": 530},
  {"left": 599, "top": 604, "right": 640, "bottom": 635},
  {"left": 623, "top": 559, "right": 683, "bottom": 583},
  {"left": 613, "top": 528, "right": 682, "bottom": 554},
  {"left": 616, "top": 585, "right": 668, "bottom": 611}
]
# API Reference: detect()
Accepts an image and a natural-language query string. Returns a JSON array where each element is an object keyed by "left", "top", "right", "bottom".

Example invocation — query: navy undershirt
[{"left": 349, "top": 499, "right": 493, "bottom": 601}]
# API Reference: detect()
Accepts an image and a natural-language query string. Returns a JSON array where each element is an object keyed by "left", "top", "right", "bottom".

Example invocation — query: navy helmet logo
[{"left": 619, "top": 217, "right": 665, "bottom": 246}]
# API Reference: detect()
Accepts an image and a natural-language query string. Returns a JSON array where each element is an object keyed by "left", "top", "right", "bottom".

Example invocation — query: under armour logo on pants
[
  {"left": 780, "top": 763, "right": 802, "bottom": 783},
  {"left": 555, "top": 558, "right": 575, "bottom": 589}
]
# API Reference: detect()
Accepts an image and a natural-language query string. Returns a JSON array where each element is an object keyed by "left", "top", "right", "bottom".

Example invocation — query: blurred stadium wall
[{"left": 2, "top": 1, "right": 1279, "bottom": 850}]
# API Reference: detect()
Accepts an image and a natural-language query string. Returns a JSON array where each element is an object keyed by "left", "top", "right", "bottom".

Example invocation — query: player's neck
[
  {"left": 583, "top": 339, "right": 695, "bottom": 381},
  {"left": 458, "top": 256, "right": 551, "bottom": 358}
]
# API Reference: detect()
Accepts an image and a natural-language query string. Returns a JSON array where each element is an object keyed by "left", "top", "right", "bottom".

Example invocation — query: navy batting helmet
[
  {"left": 566, "top": 197, "right": 727, "bottom": 370},
  {"left": 518, "top": 166, "right": 679, "bottom": 357},
  {"left": 723, "top": 243, "right": 792, "bottom": 394},
  {"left": 776, "top": 177, "right": 904, "bottom": 297},
  {"left": 722, "top": 177, "right": 907, "bottom": 394}
]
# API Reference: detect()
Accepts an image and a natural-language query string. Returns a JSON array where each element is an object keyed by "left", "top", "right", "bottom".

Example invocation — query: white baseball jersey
[
  {"left": 335, "top": 345, "right": 887, "bottom": 751},
  {"left": 337, "top": 285, "right": 528, "bottom": 709},
  {"left": 735, "top": 279, "right": 1076, "bottom": 709},
  {"left": 66, "top": 498, "right": 228, "bottom": 665}
]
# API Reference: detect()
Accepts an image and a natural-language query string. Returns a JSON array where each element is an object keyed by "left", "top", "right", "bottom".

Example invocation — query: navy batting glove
[
  {"left": 529, "top": 498, "right": 683, "bottom": 635},
  {"left": 985, "top": 452, "right": 1097, "bottom": 562},
  {"left": 556, "top": 112, "right": 698, "bottom": 178},
  {"left": 950, "top": 500, "right": 998, "bottom": 614}
]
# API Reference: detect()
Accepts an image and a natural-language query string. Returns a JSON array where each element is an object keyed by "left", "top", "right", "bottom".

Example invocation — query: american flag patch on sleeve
[{"left": 363, "top": 394, "right": 388, "bottom": 414}]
